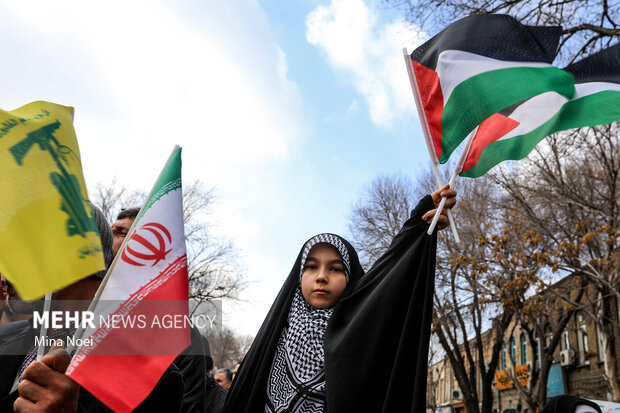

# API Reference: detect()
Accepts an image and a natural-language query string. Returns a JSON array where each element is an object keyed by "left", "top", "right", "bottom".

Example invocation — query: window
[
  {"left": 535, "top": 336, "right": 542, "bottom": 368},
  {"left": 520, "top": 333, "right": 528, "bottom": 365},
  {"left": 561, "top": 330, "right": 570, "bottom": 351},
  {"left": 544, "top": 323, "right": 553, "bottom": 348},
  {"left": 510, "top": 336, "right": 516, "bottom": 363},
  {"left": 577, "top": 313, "right": 589, "bottom": 365}
]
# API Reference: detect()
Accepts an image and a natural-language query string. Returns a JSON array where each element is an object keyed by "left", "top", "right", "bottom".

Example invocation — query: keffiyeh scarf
[{"left": 266, "top": 234, "right": 350, "bottom": 413}]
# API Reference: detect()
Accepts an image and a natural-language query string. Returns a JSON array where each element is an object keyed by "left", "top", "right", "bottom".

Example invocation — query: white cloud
[
  {"left": 347, "top": 99, "right": 360, "bottom": 114},
  {"left": 306, "top": 0, "right": 427, "bottom": 127},
  {"left": 0, "top": 0, "right": 307, "bottom": 188},
  {"left": 210, "top": 200, "right": 260, "bottom": 245},
  {"left": 0, "top": 0, "right": 309, "bottom": 337}
]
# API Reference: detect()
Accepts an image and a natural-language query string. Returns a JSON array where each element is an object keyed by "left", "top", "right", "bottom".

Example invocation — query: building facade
[{"left": 427, "top": 275, "right": 620, "bottom": 413}]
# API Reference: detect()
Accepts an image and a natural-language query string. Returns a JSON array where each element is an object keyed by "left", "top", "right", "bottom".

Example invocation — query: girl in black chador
[{"left": 224, "top": 185, "right": 457, "bottom": 413}]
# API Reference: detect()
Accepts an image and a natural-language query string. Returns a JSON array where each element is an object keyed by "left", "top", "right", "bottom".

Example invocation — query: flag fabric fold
[
  {"left": 0, "top": 101, "right": 105, "bottom": 300},
  {"left": 461, "top": 43, "right": 620, "bottom": 178},
  {"left": 66, "top": 146, "right": 190, "bottom": 413},
  {"left": 410, "top": 14, "right": 575, "bottom": 164}
]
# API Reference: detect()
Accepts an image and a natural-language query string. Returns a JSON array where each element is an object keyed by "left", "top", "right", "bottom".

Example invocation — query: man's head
[
  {"left": 214, "top": 368, "right": 233, "bottom": 390},
  {"left": 111, "top": 207, "right": 140, "bottom": 258}
]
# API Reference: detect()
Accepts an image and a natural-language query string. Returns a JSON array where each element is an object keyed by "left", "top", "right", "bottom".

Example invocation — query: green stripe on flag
[
  {"left": 461, "top": 90, "right": 620, "bottom": 177},
  {"left": 440, "top": 66, "right": 575, "bottom": 163},
  {"left": 141, "top": 147, "right": 182, "bottom": 216}
]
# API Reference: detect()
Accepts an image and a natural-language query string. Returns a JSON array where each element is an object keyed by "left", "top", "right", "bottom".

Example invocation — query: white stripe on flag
[{"left": 436, "top": 50, "right": 552, "bottom": 102}]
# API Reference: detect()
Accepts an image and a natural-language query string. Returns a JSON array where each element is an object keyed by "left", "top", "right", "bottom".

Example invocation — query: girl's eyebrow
[{"left": 306, "top": 256, "right": 344, "bottom": 266}]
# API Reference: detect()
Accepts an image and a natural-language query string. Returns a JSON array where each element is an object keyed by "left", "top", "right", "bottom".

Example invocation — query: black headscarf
[
  {"left": 224, "top": 195, "right": 437, "bottom": 413},
  {"left": 266, "top": 233, "right": 357, "bottom": 412},
  {"left": 225, "top": 232, "right": 363, "bottom": 412}
]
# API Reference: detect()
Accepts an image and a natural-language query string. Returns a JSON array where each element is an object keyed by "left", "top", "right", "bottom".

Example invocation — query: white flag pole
[
  {"left": 36, "top": 292, "right": 52, "bottom": 360},
  {"left": 403, "top": 48, "right": 460, "bottom": 243},
  {"left": 426, "top": 126, "right": 477, "bottom": 235}
]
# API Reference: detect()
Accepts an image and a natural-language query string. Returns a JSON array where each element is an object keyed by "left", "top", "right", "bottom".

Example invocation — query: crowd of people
[
  {"left": 0, "top": 187, "right": 602, "bottom": 413},
  {"left": 0, "top": 205, "right": 237, "bottom": 413}
]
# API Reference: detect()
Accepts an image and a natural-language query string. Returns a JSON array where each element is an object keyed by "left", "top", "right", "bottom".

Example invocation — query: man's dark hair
[{"left": 117, "top": 207, "right": 140, "bottom": 220}]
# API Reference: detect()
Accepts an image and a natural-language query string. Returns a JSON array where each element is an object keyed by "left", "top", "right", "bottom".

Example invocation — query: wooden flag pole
[
  {"left": 427, "top": 126, "right": 477, "bottom": 235},
  {"left": 403, "top": 48, "right": 460, "bottom": 243}
]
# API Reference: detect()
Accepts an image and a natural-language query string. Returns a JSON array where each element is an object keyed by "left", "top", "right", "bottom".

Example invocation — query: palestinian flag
[
  {"left": 410, "top": 14, "right": 575, "bottom": 164},
  {"left": 66, "top": 147, "right": 190, "bottom": 412},
  {"left": 461, "top": 43, "right": 620, "bottom": 178}
]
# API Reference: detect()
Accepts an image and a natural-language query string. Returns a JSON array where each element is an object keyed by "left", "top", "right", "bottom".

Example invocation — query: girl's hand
[{"left": 421, "top": 185, "right": 457, "bottom": 230}]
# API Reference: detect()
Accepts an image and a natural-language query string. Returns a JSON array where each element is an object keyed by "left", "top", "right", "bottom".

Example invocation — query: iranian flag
[
  {"left": 461, "top": 43, "right": 620, "bottom": 178},
  {"left": 65, "top": 146, "right": 190, "bottom": 412},
  {"left": 410, "top": 14, "right": 576, "bottom": 164}
]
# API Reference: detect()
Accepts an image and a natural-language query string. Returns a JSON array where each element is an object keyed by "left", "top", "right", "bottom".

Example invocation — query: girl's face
[{"left": 301, "top": 244, "right": 347, "bottom": 309}]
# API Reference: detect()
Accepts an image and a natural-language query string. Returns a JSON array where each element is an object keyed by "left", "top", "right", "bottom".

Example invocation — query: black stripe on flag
[
  {"left": 499, "top": 42, "right": 620, "bottom": 118},
  {"left": 411, "top": 14, "right": 561, "bottom": 70},
  {"left": 565, "top": 43, "right": 620, "bottom": 84}
]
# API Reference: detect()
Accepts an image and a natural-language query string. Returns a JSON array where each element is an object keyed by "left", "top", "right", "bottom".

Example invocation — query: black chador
[{"left": 224, "top": 195, "right": 438, "bottom": 413}]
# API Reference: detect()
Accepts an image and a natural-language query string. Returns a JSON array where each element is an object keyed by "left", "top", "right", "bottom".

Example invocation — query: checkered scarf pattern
[
  {"left": 299, "top": 233, "right": 350, "bottom": 283},
  {"left": 266, "top": 290, "right": 332, "bottom": 413},
  {"left": 266, "top": 234, "right": 348, "bottom": 413}
]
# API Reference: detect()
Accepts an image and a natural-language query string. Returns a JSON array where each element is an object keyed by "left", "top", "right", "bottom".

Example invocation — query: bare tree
[
  {"left": 208, "top": 327, "right": 253, "bottom": 369},
  {"left": 347, "top": 172, "right": 433, "bottom": 269},
  {"left": 377, "top": 0, "right": 620, "bottom": 405},
  {"left": 89, "top": 178, "right": 247, "bottom": 305},
  {"left": 180, "top": 181, "right": 247, "bottom": 304},
  {"left": 90, "top": 178, "right": 146, "bottom": 223},
  {"left": 492, "top": 124, "right": 620, "bottom": 400},
  {"left": 346, "top": 163, "right": 613, "bottom": 412},
  {"left": 347, "top": 172, "right": 522, "bottom": 413},
  {"left": 430, "top": 175, "right": 527, "bottom": 413},
  {"left": 383, "top": 0, "right": 619, "bottom": 64}
]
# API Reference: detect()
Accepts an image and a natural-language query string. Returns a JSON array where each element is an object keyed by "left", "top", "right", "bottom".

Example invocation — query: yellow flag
[{"left": 0, "top": 101, "right": 104, "bottom": 300}]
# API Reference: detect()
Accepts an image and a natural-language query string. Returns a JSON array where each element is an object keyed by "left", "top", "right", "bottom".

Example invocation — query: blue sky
[{"left": 0, "top": 0, "right": 438, "bottom": 336}]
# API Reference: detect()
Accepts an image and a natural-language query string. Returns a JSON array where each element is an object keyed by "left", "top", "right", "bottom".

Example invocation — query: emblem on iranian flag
[
  {"left": 66, "top": 146, "right": 190, "bottom": 413},
  {"left": 121, "top": 222, "right": 173, "bottom": 267}
]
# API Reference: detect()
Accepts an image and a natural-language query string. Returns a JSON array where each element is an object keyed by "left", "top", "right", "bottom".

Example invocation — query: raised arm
[{"left": 421, "top": 184, "right": 457, "bottom": 231}]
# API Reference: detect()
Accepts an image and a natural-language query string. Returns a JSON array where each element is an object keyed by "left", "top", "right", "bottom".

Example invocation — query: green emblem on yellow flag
[{"left": 0, "top": 101, "right": 104, "bottom": 300}]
